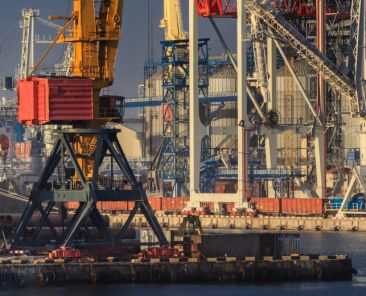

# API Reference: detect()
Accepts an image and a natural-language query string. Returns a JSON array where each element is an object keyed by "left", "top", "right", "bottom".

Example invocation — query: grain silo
[{"left": 208, "top": 65, "right": 237, "bottom": 157}]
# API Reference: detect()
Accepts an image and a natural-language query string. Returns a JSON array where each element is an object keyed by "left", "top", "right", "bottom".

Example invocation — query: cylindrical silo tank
[
  {"left": 143, "top": 69, "right": 163, "bottom": 159},
  {"left": 208, "top": 65, "right": 237, "bottom": 155},
  {"left": 276, "top": 60, "right": 316, "bottom": 169}
]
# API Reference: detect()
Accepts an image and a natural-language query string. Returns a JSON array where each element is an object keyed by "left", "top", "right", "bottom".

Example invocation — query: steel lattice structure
[{"left": 160, "top": 39, "right": 209, "bottom": 197}]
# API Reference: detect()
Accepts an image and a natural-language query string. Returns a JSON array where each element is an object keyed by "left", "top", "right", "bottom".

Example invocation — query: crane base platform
[{"left": 11, "top": 128, "right": 168, "bottom": 248}]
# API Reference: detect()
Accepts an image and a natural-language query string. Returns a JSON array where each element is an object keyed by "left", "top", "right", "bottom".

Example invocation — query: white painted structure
[{"left": 189, "top": 0, "right": 249, "bottom": 210}]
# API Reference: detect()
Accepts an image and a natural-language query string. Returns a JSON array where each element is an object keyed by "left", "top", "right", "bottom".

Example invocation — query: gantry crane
[{"left": 13, "top": 0, "right": 167, "bottom": 248}]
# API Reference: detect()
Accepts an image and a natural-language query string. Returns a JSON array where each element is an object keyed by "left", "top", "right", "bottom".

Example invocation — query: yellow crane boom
[{"left": 160, "top": 0, "right": 187, "bottom": 40}]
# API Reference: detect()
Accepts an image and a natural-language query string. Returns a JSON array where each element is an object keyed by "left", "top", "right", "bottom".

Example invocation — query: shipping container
[
  {"left": 251, "top": 197, "right": 280, "bottom": 215},
  {"left": 281, "top": 198, "right": 323, "bottom": 216},
  {"left": 15, "top": 141, "right": 31, "bottom": 160},
  {"left": 148, "top": 197, "right": 162, "bottom": 211},
  {"left": 18, "top": 77, "right": 94, "bottom": 125},
  {"left": 65, "top": 202, "right": 79, "bottom": 210},
  {"left": 127, "top": 201, "right": 135, "bottom": 211}
]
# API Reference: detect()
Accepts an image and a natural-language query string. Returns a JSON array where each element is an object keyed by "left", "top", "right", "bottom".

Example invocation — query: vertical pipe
[
  {"left": 30, "top": 11, "right": 35, "bottom": 75},
  {"left": 317, "top": 0, "right": 326, "bottom": 118},
  {"left": 237, "top": 0, "right": 249, "bottom": 201},
  {"left": 189, "top": 0, "right": 200, "bottom": 195},
  {"left": 315, "top": 0, "right": 327, "bottom": 198},
  {"left": 265, "top": 37, "right": 277, "bottom": 198}
]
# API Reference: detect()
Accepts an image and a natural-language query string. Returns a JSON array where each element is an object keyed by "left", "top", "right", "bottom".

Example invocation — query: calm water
[{"left": 0, "top": 231, "right": 365, "bottom": 296}]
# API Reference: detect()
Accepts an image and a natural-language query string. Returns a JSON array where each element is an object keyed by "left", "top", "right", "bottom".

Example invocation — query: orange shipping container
[
  {"left": 162, "top": 197, "right": 172, "bottom": 211},
  {"left": 251, "top": 198, "right": 280, "bottom": 214},
  {"left": 65, "top": 201, "right": 79, "bottom": 210},
  {"left": 127, "top": 201, "right": 135, "bottom": 211},
  {"left": 148, "top": 196, "right": 162, "bottom": 211},
  {"left": 280, "top": 198, "right": 323, "bottom": 216}
]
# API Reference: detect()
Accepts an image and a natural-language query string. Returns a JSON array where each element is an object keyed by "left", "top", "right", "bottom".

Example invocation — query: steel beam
[
  {"left": 265, "top": 37, "right": 277, "bottom": 198},
  {"left": 237, "top": 0, "right": 249, "bottom": 200}
]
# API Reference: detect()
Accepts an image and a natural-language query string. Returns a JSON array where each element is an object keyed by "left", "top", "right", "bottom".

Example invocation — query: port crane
[
  {"left": 12, "top": 0, "right": 168, "bottom": 247},
  {"left": 188, "top": 0, "right": 362, "bottom": 209},
  {"left": 197, "top": 0, "right": 357, "bottom": 116}
]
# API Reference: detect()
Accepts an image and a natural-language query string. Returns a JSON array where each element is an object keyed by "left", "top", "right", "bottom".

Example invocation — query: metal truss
[
  {"left": 249, "top": 2, "right": 359, "bottom": 116},
  {"left": 12, "top": 129, "right": 168, "bottom": 248},
  {"left": 19, "top": 9, "right": 39, "bottom": 79},
  {"left": 349, "top": 0, "right": 366, "bottom": 113},
  {"left": 159, "top": 39, "right": 209, "bottom": 197},
  {"left": 349, "top": 0, "right": 362, "bottom": 76}
]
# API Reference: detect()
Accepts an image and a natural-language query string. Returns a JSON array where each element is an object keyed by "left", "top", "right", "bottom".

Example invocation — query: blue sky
[{"left": 0, "top": 0, "right": 236, "bottom": 98}]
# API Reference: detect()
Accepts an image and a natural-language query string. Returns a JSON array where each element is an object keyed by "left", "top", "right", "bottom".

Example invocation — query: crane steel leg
[{"left": 11, "top": 129, "right": 167, "bottom": 248}]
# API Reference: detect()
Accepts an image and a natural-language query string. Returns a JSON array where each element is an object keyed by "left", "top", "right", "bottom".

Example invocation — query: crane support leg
[{"left": 12, "top": 129, "right": 168, "bottom": 248}]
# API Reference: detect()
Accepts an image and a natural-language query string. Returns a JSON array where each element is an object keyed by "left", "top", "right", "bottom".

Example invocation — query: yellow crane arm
[
  {"left": 98, "top": 0, "right": 124, "bottom": 85},
  {"left": 160, "top": 0, "right": 187, "bottom": 40},
  {"left": 60, "top": 0, "right": 123, "bottom": 89}
]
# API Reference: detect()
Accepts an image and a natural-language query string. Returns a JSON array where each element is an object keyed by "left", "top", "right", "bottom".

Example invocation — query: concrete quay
[
  {"left": 109, "top": 214, "right": 366, "bottom": 232},
  {"left": 0, "top": 256, "right": 354, "bottom": 286}
]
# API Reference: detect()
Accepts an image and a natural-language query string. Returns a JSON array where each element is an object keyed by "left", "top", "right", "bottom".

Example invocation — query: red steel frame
[
  {"left": 195, "top": 0, "right": 349, "bottom": 19},
  {"left": 195, "top": 0, "right": 237, "bottom": 17}
]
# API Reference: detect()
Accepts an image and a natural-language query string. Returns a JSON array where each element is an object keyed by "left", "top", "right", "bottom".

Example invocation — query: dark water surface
[{"left": 0, "top": 231, "right": 365, "bottom": 295}]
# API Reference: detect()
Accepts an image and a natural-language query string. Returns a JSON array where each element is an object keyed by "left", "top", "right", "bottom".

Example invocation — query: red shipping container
[
  {"left": 121, "top": 201, "right": 128, "bottom": 211},
  {"left": 127, "top": 201, "right": 135, "bottom": 211},
  {"left": 176, "top": 197, "right": 186, "bottom": 211},
  {"left": 18, "top": 77, "right": 94, "bottom": 125},
  {"left": 149, "top": 196, "right": 162, "bottom": 211},
  {"left": 162, "top": 197, "right": 172, "bottom": 211},
  {"left": 65, "top": 201, "right": 79, "bottom": 210},
  {"left": 15, "top": 143, "right": 21, "bottom": 158},
  {"left": 154, "top": 198, "right": 160, "bottom": 211}
]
